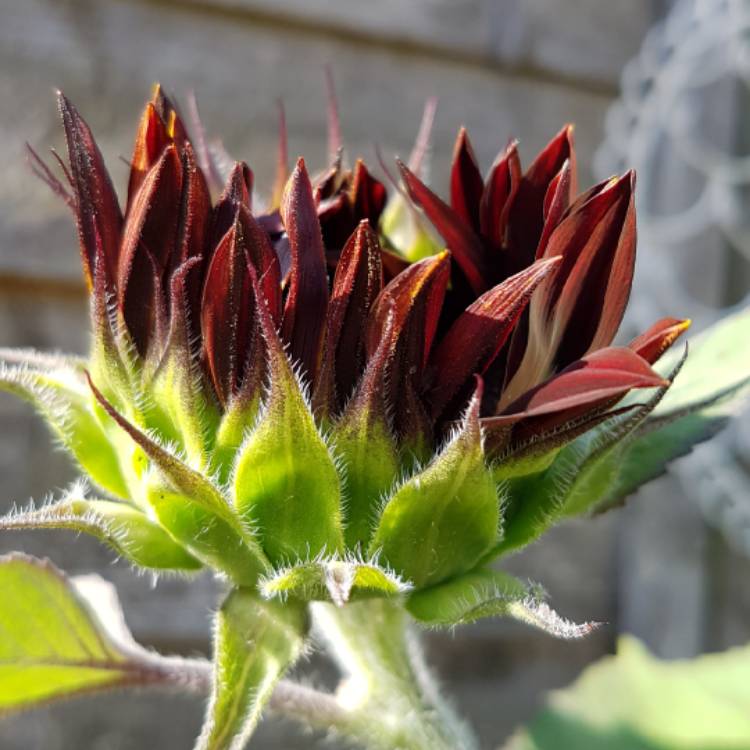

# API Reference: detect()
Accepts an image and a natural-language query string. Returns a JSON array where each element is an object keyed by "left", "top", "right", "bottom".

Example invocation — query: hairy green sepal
[
  {"left": 407, "top": 568, "right": 598, "bottom": 638},
  {"left": 233, "top": 351, "right": 344, "bottom": 565},
  {"left": 370, "top": 392, "right": 499, "bottom": 587},
  {"left": 0, "top": 495, "right": 201, "bottom": 571}
]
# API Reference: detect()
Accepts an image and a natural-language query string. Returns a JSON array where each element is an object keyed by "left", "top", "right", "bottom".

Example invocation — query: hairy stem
[
  {"left": 155, "top": 657, "right": 348, "bottom": 729},
  {"left": 312, "top": 599, "right": 478, "bottom": 750},
  {"left": 158, "top": 601, "right": 476, "bottom": 749}
]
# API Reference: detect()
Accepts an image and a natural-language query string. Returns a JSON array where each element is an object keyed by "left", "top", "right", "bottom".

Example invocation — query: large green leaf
[
  {"left": 653, "top": 307, "right": 750, "bottom": 417},
  {"left": 195, "top": 589, "right": 308, "bottom": 750},
  {"left": 506, "top": 636, "right": 750, "bottom": 750},
  {"left": 0, "top": 554, "right": 204, "bottom": 714}
]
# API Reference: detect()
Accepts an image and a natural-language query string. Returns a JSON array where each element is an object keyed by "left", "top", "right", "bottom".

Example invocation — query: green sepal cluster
[{"left": 2, "top": 309, "right": 750, "bottom": 621}]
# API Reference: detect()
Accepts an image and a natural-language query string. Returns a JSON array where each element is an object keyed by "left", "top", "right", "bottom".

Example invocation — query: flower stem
[{"left": 312, "top": 599, "right": 478, "bottom": 750}]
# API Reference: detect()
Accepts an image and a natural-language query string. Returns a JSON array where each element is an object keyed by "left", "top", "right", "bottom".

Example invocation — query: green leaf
[
  {"left": 507, "top": 636, "right": 750, "bottom": 750},
  {"left": 233, "top": 324, "right": 343, "bottom": 565},
  {"left": 406, "top": 568, "right": 598, "bottom": 638},
  {"left": 652, "top": 307, "right": 750, "bottom": 417},
  {"left": 0, "top": 363, "right": 128, "bottom": 499},
  {"left": 370, "top": 385, "right": 500, "bottom": 587},
  {"left": 0, "top": 491, "right": 201, "bottom": 572},
  {"left": 0, "top": 554, "right": 201, "bottom": 714},
  {"left": 591, "top": 411, "right": 727, "bottom": 513},
  {"left": 259, "top": 557, "right": 412, "bottom": 606},
  {"left": 195, "top": 589, "right": 308, "bottom": 750}
]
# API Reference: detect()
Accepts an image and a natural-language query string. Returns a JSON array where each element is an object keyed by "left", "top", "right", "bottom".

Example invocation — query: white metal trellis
[{"left": 596, "top": 0, "right": 750, "bottom": 554}]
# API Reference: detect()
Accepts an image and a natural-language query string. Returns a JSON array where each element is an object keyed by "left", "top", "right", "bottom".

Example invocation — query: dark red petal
[
  {"left": 118, "top": 144, "right": 183, "bottom": 355},
  {"left": 200, "top": 217, "right": 255, "bottom": 406},
  {"left": 628, "top": 317, "right": 691, "bottom": 364},
  {"left": 497, "top": 347, "right": 667, "bottom": 420},
  {"left": 407, "top": 96, "right": 438, "bottom": 174},
  {"left": 340, "top": 303, "right": 395, "bottom": 429},
  {"left": 150, "top": 83, "right": 173, "bottom": 123},
  {"left": 380, "top": 247, "right": 410, "bottom": 283},
  {"left": 318, "top": 191, "right": 354, "bottom": 251},
  {"left": 126, "top": 101, "right": 170, "bottom": 209},
  {"left": 280, "top": 158, "right": 330, "bottom": 382},
  {"left": 166, "top": 255, "right": 204, "bottom": 365},
  {"left": 212, "top": 161, "right": 254, "bottom": 243},
  {"left": 479, "top": 140, "right": 521, "bottom": 250},
  {"left": 58, "top": 92, "right": 123, "bottom": 290},
  {"left": 314, "top": 220, "right": 383, "bottom": 417},
  {"left": 174, "top": 142, "right": 211, "bottom": 332},
  {"left": 545, "top": 171, "right": 636, "bottom": 367},
  {"left": 485, "top": 347, "right": 664, "bottom": 457},
  {"left": 237, "top": 205, "right": 282, "bottom": 324},
  {"left": 185, "top": 91, "right": 224, "bottom": 193},
  {"left": 25, "top": 142, "right": 75, "bottom": 210},
  {"left": 155, "top": 86, "right": 189, "bottom": 153},
  {"left": 450, "top": 127, "right": 485, "bottom": 233},
  {"left": 505, "top": 125, "right": 575, "bottom": 274},
  {"left": 367, "top": 251, "right": 451, "bottom": 374},
  {"left": 314, "top": 154, "right": 345, "bottom": 203},
  {"left": 536, "top": 159, "right": 573, "bottom": 260},
  {"left": 483, "top": 403, "right": 637, "bottom": 460},
  {"left": 366, "top": 251, "right": 450, "bottom": 445},
  {"left": 428, "top": 256, "right": 561, "bottom": 420},
  {"left": 398, "top": 160, "right": 489, "bottom": 294},
  {"left": 351, "top": 159, "right": 387, "bottom": 227}
]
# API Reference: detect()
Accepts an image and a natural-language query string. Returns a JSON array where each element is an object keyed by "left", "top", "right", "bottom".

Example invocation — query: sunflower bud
[{"left": 6, "top": 88, "right": 687, "bottom": 608}]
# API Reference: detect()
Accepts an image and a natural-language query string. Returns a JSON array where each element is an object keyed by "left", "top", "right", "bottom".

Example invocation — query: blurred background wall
[{"left": 1, "top": 1, "right": 748, "bottom": 748}]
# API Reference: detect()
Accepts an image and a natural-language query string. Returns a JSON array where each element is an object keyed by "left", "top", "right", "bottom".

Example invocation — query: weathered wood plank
[{"left": 194, "top": 0, "right": 659, "bottom": 86}]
